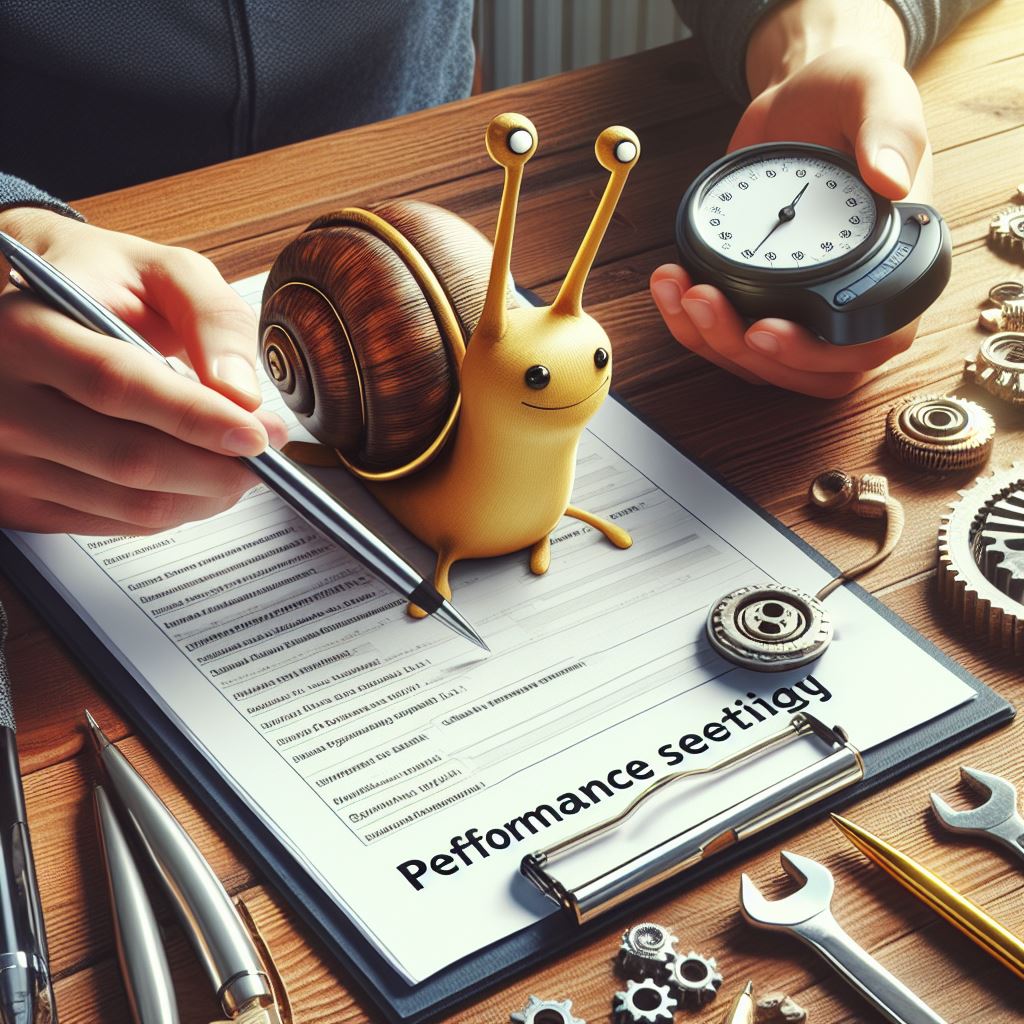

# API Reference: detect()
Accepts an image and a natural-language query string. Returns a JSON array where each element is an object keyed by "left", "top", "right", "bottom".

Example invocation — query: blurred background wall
[{"left": 472, "top": 0, "right": 690, "bottom": 92}]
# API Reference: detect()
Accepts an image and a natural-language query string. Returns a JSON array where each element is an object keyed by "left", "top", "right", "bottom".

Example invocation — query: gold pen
[
  {"left": 831, "top": 813, "right": 1024, "bottom": 979},
  {"left": 720, "top": 980, "right": 754, "bottom": 1024}
]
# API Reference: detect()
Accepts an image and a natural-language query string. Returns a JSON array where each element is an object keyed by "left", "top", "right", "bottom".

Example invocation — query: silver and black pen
[
  {"left": 0, "top": 603, "right": 54, "bottom": 1024},
  {"left": 0, "top": 230, "right": 486, "bottom": 651},
  {"left": 86, "top": 711, "right": 279, "bottom": 1023},
  {"left": 93, "top": 784, "right": 179, "bottom": 1024}
]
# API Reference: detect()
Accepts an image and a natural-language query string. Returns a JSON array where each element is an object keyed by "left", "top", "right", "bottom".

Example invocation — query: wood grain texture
[{"left": 1, "top": 1, "right": 1023, "bottom": 1020}]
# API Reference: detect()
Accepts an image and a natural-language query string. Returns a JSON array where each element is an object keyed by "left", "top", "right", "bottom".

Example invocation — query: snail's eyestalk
[
  {"left": 477, "top": 113, "right": 537, "bottom": 343},
  {"left": 551, "top": 126, "right": 640, "bottom": 318}
]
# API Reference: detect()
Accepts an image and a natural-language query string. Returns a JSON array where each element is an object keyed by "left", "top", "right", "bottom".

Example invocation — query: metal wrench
[
  {"left": 930, "top": 766, "right": 1024, "bottom": 865},
  {"left": 740, "top": 851, "right": 948, "bottom": 1024}
]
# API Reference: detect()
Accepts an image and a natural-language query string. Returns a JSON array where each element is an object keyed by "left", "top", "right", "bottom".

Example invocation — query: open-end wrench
[
  {"left": 740, "top": 851, "right": 948, "bottom": 1024},
  {"left": 930, "top": 766, "right": 1024, "bottom": 865}
]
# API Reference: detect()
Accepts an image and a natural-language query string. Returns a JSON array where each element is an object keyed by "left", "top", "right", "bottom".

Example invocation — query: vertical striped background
[{"left": 473, "top": 0, "right": 690, "bottom": 92}]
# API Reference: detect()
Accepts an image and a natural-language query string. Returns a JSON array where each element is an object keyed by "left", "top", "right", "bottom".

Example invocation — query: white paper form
[{"left": 6, "top": 273, "right": 975, "bottom": 983}]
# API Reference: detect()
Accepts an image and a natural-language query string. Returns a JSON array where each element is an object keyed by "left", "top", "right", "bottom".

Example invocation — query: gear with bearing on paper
[
  {"left": 511, "top": 997, "right": 585, "bottom": 1024},
  {"left": 937, "top": 463, "right": 1024, "bottom": 655},
  {"left": 612, "top": 979, "right": 677, "bottom": 1024},
  {"left": 989, "top": 205, "right": 1024, "bottom": 260},
  {"left": 885, "top": 394, "right": 995, "bottom": 472},
  {"left": 617, "top": 922, "right": 678, "bottom": 980}
]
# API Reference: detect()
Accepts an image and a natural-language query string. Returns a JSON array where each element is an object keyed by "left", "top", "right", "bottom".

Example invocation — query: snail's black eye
[
  {"left": 525, "top": 365, "right": 550, "bottom": 389},
  {"left": 594, "top": 347, "right": 609, "bottom": 369}
]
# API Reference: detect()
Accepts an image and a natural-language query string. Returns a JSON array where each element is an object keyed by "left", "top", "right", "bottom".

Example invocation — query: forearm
[{"left": 745, "top": 0, "right": 907, "bottom": 95}]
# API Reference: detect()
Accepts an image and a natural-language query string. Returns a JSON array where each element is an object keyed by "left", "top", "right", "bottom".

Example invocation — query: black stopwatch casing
[{"left": 675, "top": 143, "right": 952, "bottom": 346}]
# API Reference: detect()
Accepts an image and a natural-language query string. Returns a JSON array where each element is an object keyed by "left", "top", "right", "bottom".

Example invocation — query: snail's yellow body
[{"left": 265, "top": 113, "right": 639, "bottom": 613}]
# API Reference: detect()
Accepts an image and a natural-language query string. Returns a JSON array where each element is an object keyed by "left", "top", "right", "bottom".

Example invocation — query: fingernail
[
  {"left": 747, "top": 330, "right": 778, "bottom": 354},
  {"left": 652, "top": 279, "right": 684, "bottom": 315},
  {"left": 215, "top": 353, "right": 261, "bottom": 401},
  {"left": 222, "top": 426, "right": 267, "bottom": 456},
  {"left": 681, "top": 297, "right": 714, "bottom": 330},
  {"left": 874, "top": 146, "right": 911, "bottom": 194}
]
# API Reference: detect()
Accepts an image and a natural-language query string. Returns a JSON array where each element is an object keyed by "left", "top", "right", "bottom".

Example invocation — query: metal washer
[{"left": 706, "top": 584, "right": 833, "bottom": 672}]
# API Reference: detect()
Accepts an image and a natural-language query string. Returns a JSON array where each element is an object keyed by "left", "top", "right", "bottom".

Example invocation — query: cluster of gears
[{"left": 508, "top": 922, "right": 807, "bottom": 1024}]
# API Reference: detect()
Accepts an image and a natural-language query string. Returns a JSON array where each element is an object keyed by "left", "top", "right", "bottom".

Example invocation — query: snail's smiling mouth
[{"left": 522, "top": 375, "right": 610, "bottom": 411}]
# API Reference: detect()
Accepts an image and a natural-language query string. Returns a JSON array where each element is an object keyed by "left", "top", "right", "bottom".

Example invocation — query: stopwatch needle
[{"left": 749, "top": 182, "right": 809, "bottom": 256}]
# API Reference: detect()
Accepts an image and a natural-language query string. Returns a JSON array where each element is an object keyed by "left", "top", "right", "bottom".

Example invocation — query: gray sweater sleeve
[
  {"left": 0, "top": 173, "right": 82, "bottom": 220},
  {"left": 674, "top": 0, "right": 997, "bottom": 103}
]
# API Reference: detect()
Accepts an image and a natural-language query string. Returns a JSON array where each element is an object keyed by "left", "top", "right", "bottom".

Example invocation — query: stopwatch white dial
[{"left": 693, "top": 153, "right": 877, "bottom": 271}]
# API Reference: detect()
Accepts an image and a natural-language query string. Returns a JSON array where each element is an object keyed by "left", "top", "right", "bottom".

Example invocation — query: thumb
[
  {"left": 140, "top": 246, "right": 263, "bottom": 410},
  {"left": 847, "top": 63, "right": 928, "bottom": 200}
]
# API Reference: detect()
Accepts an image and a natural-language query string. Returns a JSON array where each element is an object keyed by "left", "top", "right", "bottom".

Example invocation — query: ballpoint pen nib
[
  {"left": 83, "top": 709, "right": 112, "bottom": 754},
  {"left": 434, "top": 600, "right": 489, "bottom": 652}
]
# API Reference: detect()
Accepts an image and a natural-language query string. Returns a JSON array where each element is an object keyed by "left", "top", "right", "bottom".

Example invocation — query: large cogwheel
[{"left": 937, "top": 464, "right": 1024, "bottom": 654}]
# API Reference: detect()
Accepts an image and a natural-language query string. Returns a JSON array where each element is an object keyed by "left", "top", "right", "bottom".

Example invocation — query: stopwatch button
[{"left": 834, "top": 289, "right": 857, "bottom": 306}]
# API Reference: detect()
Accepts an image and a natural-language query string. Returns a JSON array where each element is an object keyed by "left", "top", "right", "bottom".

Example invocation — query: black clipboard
[{"left": 0, "top": 407, "right": 1013, "bottom": 1023}]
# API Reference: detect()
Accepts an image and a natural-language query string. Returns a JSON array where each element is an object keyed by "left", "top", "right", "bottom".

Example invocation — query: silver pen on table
[
  {"left": 93, "top": 785, "right": 179, "bottom": 1024},
  {"left": 85, "top": 711, "right": 281, "bottom": 1024},
  {"left": 0, "top": 230, "right": 486, "bottom": 652},
  {"left": 0, "top": 602, "right": 54, "bottom": 1024}
]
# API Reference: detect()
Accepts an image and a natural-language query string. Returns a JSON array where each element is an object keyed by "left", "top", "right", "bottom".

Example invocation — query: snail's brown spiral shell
[{"left": 259, "top": 199, "right": 512, "bottom": 479}]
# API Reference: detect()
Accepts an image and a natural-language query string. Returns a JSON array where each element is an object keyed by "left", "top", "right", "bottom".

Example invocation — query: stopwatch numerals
[
  {"left": 765, "top": 252, "right": 777, "bottom": 262},
  {"left": 845, "top": 198, "right": 857, "bottom": 207},
  {"left": 820, "top": 241, "right": 834, "bottom": 252},
  {"left": 741, "top": 248, "right": 754, "bottom": 259},
  {"left": 792, "top": 251, "right": 805, "bottom": 261},
  {"left": 718, "top": 192, "right": 732, "bottom": 201},
  {"left": 849, "top": 215, "right": 861, "bottom": 224}
]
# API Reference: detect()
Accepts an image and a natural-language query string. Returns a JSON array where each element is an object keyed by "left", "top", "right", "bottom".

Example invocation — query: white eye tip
[
  {"left": 614, "top": 140, "right": 637, "bottom": 163},
  {"left": 508, "top": 129, "right": 533, "bottom": 155}
]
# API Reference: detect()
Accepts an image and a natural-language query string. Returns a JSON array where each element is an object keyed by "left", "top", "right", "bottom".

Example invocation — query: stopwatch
[{"left": 675, "top": 142, "right": 951, "bottom": 346}]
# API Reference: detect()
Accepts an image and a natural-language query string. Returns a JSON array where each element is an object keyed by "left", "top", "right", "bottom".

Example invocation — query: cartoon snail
[{"left": 259, "top": 112, "right": 640, "bottom": 614}]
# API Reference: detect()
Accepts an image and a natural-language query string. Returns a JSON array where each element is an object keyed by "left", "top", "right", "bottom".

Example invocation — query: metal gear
[
  {"left": 665, "top": 950, "right": 723, "bottom": 1008},
  {"left": 612, "top": 979, "right": 677, "bottom": 1024},
  {"left": 964, "top": 332, "right": 1024, "bottom": 407},
  {"left": 937, "top": 463, "right": 1024, "bottom": 655},
  {"left": 989, "top": 205, "right": 1024, "bottom": 260},
  {"left": 706, "top": 583, "right": 833, "bottom": 671},
  {"left": 511, "top": 996, "right": 584, "bottom": 1024},
  {"left": 617, "top": 922, "right": 678, "bottom": 980},
  {"left": 885, "top": 394, "right": 995, "bottom": 472}
]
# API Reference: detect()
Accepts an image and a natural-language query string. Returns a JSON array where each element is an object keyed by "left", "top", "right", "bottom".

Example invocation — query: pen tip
[
  {"left": 83, "top": 709, "right": 111, "bottom": 752},
  {"left": 742, "top": 980, "right": 753, "bottom": 996}
]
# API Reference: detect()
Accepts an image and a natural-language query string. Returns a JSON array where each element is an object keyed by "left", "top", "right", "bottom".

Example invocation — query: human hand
[
  {"left": 652, "top": 1, "right": 931, "bottom": 396},
  {"left": 0, "top": 207, "right": 288, "bottom": 534}
]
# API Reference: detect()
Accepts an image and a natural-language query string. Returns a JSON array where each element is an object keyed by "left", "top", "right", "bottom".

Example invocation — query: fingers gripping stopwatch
[{"left": 676, "top": 143, "right": 951, "bottom": 346}]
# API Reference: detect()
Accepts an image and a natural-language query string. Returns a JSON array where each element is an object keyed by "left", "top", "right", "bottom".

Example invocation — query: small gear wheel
[
  {"left": 665, "top": 951, "right": 723, "bottom": 1008},
  {"left": 617, "top": 922, "right": 678, "bottom": 980},
  {"left": 964, "top": 332, "right": 1024, "bottom": 407},
  {"left": 885, "top": 394, "right": 995, "bottom": 472},
  {"left": 511, "top": 996, "right": 584, "bottom": 1024},
  {"left": 612, "top": 979, "right": 677, "bottom": 1024},
  {"left": 706, "top": 584, "right": 833, "bottom": 671},
  {"left": 989, "top": 205, "right": 1024, "bottom": 260},
  {"left": 937, "top": 463, "right": 1024, "bottom": 655}
]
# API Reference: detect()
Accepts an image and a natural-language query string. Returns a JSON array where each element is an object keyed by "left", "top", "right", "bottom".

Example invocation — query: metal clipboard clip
[{"left": 521, "top": 712, "right": 864, "bottom": 924}]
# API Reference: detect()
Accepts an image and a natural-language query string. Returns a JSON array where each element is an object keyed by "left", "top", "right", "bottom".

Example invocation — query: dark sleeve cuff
[
  {"left": 673, "top": 0, "right": 787, "bottom": 104},
  {"left": 0, "top": 173, "right": 84, "bottom": 221}
]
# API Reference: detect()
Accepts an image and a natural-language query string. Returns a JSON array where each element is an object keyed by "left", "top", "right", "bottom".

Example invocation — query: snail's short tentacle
[
  {"left": 530, "top": 536, "right": 551, "bottom": 575},
  {"left": 565, "top": 505, "right": 633, "bottom": 549},
  {"left": 408, "top": 550, "right": 456, "bottom": 619}
]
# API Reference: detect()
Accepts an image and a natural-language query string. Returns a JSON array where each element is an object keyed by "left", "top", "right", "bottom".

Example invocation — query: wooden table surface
[{"left": 2, "top": 2, "right": 1023, "bottom": 1021}]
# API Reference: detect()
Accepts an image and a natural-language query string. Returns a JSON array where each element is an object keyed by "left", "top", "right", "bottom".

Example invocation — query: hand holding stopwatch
[{"left": 675, "top": 143, "right": 951, "bottom": 346}]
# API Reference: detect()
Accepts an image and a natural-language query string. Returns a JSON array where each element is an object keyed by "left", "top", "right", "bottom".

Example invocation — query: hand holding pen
[
  {"left": 0, "top": 213, "right": 485, "bottom": 647},
  {"left": 0, "top": 207, "right": 290, "bottom": 535}
]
